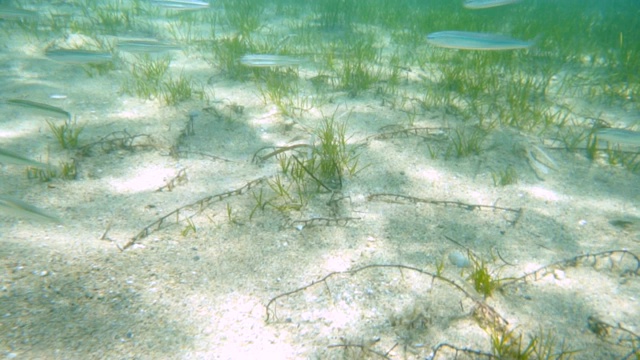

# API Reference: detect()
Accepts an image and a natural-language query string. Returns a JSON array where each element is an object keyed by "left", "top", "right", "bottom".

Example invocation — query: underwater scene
[{"left": 0, "top": 0, "right": 639, "bottom": 358}]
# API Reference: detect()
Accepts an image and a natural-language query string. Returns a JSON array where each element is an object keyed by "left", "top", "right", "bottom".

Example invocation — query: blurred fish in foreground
[
  {"left": 0, "top": 147, "right": 46, "bottom": 168},
  {"left": 150, "top": 0, "right": 209, "bottom": 10},
  {"left": 463, "top": 0, "right": 522, "bottom": 9},
  {"left": 0, "top": 5, "right": 38, "bottom": 19},
  {"left": 426, "top": 31, "right": 535, "bottom": 50},
  {"left": 240, "top": 54, "right": 307, "bottom": 68},
  {"left": 116, "top": 38, "right": 182, "bottom": 54},
  {"left": 45, "top": 48, "right": 113, "bottom": 64},
  {"left": 0, "top": 196, "right": 61, "bottom": 223},
  {"left": 4, "top": 98, "right": 71, "bottom": 120}
]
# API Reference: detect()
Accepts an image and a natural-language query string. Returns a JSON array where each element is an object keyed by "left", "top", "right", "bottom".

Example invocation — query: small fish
[
  {"left": 5, "top": 98, "right": 71, "bottom": 120},
  {"left": 0, "top": 5, "right": 38, "bottom": 19},
  {"left": 150, "top": 0, "right": 210, "bottom": 10},
  {"left": 463, "top": 0, "right": 522, "bottom": 9},
  {"left": 595, "top": 128, "right": 640, "bottom": 148},
  {"left": 609, "top": 216, "right": 640, "bottom": 232},
  {"left": 0, "top": 196, "right": 61, "bottom": 223},
  {"left": 0, "top": 147, "right": 46, "bottom": 168},
  {"left": 45, "top": 48, "right": 113, "bottom": 64},
  {"left": 240, "top": 54, "right": 306, "bottom": 68},
  {"left": 426, "top": 31, "right": 535, "bottom": 50},
  {"left": 116, "top": 38, "right": 182, "bottom": 54}
]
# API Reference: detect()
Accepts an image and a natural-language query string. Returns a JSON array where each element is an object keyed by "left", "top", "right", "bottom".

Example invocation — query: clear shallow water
[{"left": 1, "top": 0, "right": 639, "bottom": 359}]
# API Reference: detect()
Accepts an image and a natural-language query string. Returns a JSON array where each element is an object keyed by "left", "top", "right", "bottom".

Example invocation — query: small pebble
[{"left": 553, "top": 269, "right": 566, "bottom": 280}]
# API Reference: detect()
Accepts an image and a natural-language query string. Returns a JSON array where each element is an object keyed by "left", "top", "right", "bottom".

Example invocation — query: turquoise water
[{"left": 1, "top": 0, "right": 639, "bottom": 358}]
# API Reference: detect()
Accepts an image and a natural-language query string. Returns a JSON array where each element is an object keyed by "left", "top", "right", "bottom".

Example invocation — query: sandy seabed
[{"left": 1, "top": 3, "right": 640, "bottom": 360}]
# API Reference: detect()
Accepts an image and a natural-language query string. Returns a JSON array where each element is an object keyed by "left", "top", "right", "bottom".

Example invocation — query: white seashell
[{"left": 448, "top": 251, "right": 471, "bottom": 268}]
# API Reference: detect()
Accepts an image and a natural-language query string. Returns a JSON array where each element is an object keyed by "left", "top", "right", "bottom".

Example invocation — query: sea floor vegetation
[{"left": 0, "top": 0, "right": 638, "bottom": 358}]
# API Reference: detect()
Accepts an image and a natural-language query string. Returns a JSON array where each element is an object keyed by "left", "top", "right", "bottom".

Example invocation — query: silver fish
[
  {"left": 5, "top": 98, "right": 71, "bottom": 120},
  {"left": 150, "top": 0, "right": 209, "bottom": 10},
  {"left": 0, "top": 147, "right": 46, "bottom": 168},
  {"left": 0, "top": 5, "right": 38, "bottom": 19},
  {"left": 463, "top": 0, "right": 522, "bottom": 9},
  {"left": 116, "top": 38, "right": 182, "bottom": 54},
  {"left": 426, "top": 31, "right": 534, "bottom": 50},
  {"left": 240, "top": 54, "right": 306, "bottom": 68},
  {"left": 45, "top": 48, "right": 113, "bottom": 64},
  {"left": 0, "top": 196, "right": 61, "bottom": 223},
  {"left": 595, "top": 128, "right": 640, "bottom": 148}
]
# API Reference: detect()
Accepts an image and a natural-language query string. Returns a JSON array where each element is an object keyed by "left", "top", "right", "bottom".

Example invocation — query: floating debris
[
  {"left": 116, "top": 38, "right": 182, "bottom": 54},
  {"left": 595, "top": 128, "right": 640, "bottom": 148},
  {"left": 150, "top": 0, "right": 210, "bottom": 10},
  {"left": 426, "top": 31, "right": 535, "bottom": 50},
  {"left": 0, "top": 147, "right": 46, "bottom": 168},
  {"left": 240, "top": 54, "right": 307, "bottom": 68},
  {"left": 45, "top": 48, "right": 113, "bottom": 64},
  {"left": 0, "top": 196, "right": 61, "bottom": 223},
  {"left": 463, "top": 0, "right": 523, "bottom": 9},
  {"left": 4, "top": 98, "right": 72, "bottom": 120}
]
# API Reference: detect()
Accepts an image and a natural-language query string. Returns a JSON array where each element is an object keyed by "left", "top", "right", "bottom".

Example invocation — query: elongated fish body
[
  {"left": 240, "top": 54, "right": 306, "bottom": 68},
  {"left": 463, "top": 0, "right": 522, "bottom": 9},
  {"left": 595, "top": 128, "right": 640, "bottom": 148},
  {"left": 116, "top": 38, "right": 182, "bottom": 54},
  {"left": 426, "top": 31, "right": 534, "bottom": 50},
  {"left": 0, "top": 5, "right": 38, "bottom": 19},
  {"left": 0, "top": 196, "right": 60, "bottom": 223},
  {"left": 150, "top": 0, "right": 209, "bottom": 10},
  {"left": 45, "top": 48, "right": 113, "bottom": 64},
  {"left": 0, "top": 148, "right": 46, "bottom": 168},
  {"left": 5, "top": 99, "right": 71, "bottom": 120}
]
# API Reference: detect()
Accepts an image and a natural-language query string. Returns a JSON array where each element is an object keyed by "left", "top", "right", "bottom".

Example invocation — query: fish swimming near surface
[
  {"left": 463, "top": 0, "right": 523, "bottom": 9},
  {"left": 0, "top": 196, "right": 61, "bottom": 223},
  {"left": 0, "top": 147, "right": 47, "bottom": 168},
  {"left": 240, "top": 54, "right": 307, "bottom": 68},
  {"left": 426, "top": 31, "right": 535, "bottom": 50},
  {"left": 4, "top": 98, "right": 71, "bottom": 120},
  {"left": 150, "top": 0, "right": 210, "bottom": 10},
  {"left": 45, "top": 48, "right": 113, "bottom": 64}
]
